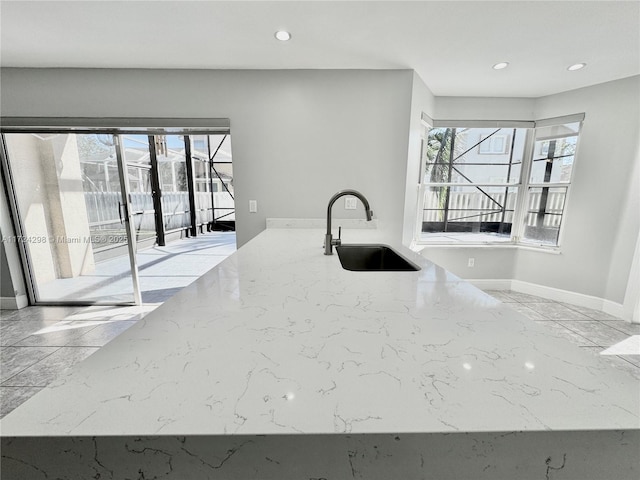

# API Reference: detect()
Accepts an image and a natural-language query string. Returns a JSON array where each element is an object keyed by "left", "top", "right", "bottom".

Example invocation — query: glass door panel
[
  {"left": 190, "top": 135, "right": 213, "bottom": 228},
  {"left": 156, "top": 135, "right": 191, "bottom": 231},
  {"left": 208, "top": 134, "right": 235, "bottom": 225},
  {"left": 121, "top": 135, "right": 158, "bottom": 246},
  {"left": 3, "top": 133, "right": 137, "bottom": 304}
]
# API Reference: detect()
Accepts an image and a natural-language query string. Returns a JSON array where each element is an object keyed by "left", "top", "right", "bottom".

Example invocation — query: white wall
[
  {"left": 418, "top": 95, "right": 536, "bottom": 280},
  {"left": 530, "top": 76, "right": 640, "bottom": 304},
  {"left": 402, "top": 72, "right": 435, "bottom": 246},
  {"left": 0, "top": 241, "right": 16, "bottom": 297},
  {"left": 0, "top": 68, "right": 415, "bottom": 247},
  {"left": 624, "top": 232, "right": 640, "bottom": 323},
  {"left": 422, "top": 76, "right": 640, "bottom": 311},
  {"left": 420, "top": 246, "right": 518, "bottom": 282},
  {"left": 433, "top": 96, "right": 536, "bottom": 121},
  {"left": 0, "top": 185, "right": 29, "bottom": 309},
  {"left": 2, "top": 68, "right": 637, "bottom": 313}
]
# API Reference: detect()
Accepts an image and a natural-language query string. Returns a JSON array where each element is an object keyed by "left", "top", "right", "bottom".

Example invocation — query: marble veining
[
  {"left": 1, "top": 228, "right": 638, "bottom": 437},
  {"left": 2, "top": 431, "right": 639, "bottom": 479}
]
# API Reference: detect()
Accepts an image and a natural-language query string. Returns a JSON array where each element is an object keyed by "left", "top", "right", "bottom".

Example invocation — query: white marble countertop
[{"left": 1, "top": 226, "right": 638, "bottom": 436}]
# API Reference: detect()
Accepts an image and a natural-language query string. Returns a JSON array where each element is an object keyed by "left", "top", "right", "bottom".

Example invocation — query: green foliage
[{"left": 424, "top": 128, "right": 459, "bottom": 220}]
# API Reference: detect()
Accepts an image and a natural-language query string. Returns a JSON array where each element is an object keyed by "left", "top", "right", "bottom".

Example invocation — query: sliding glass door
[
  {"left": 155, "top": 135, "right": 192, "bottom": 233},
  {"left": 121, "top": 134, "right": 158, "bottom": 247},
  {"left": 1, "top": 121, "right": 233, "bottom": 306},
  {"left": 2, "top": 133, "right": 139, "bottom": 304}
]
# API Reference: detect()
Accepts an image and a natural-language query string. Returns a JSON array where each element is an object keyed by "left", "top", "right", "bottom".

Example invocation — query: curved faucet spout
[{"left": 325, "top": 189, "right": 373, "bottom": 255}]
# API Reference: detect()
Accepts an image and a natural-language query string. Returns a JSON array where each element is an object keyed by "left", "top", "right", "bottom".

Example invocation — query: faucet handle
[{"left": 331, "top": 226, "right": 342, "bottom": 248}]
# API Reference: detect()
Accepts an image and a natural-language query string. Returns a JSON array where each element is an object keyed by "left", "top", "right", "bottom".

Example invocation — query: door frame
[
  {"left": 114, "top": 134, "right": 143, "bottom": 305},
  {"left": 0, "top": 132, "right": 142, "bottom": 306},
  {"left": 0, "top": 118, "right": 231, "bottom": 307}
]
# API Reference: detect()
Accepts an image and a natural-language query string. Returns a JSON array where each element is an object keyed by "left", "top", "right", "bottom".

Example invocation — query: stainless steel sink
[{"left": 335, "top": 244, "right": 421, "bottom": 271}]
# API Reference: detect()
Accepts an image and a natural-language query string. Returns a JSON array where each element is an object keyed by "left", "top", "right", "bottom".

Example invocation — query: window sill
[
  {"left": 413, "top": 241, "right": 561, "bottom": 255},
  {"left": 516, "top": 243, "right": 561, "bottom": 254}
]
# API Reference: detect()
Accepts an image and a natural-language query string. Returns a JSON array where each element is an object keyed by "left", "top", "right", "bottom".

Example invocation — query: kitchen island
[{"left": 1, "top": 225, "right": 638, "bottom": 478}]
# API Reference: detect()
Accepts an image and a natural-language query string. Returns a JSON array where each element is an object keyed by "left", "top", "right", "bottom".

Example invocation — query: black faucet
[{"left": 324, "top": 189, "right": 373, "bottom": 255}]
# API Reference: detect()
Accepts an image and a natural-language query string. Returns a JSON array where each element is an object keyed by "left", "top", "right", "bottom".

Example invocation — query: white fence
[
  {"left": 84, "top": 192, "right": 235, "bottom": 232},
  {"left": 422, "top": 189, "right": 565, "bottom": 227}
]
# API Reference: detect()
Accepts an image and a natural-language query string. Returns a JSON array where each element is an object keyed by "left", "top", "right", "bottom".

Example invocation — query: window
[
  {"left": 522, "top": 121, "right": 580, "bottom": 245},
  {"left": 419, "top": 126, "right": 527, "bottom": 243},
  {"left": 417, "top": 116, "right": 583, "bottom": 247},
  {"left": 478, "top": 134, "right": 510, "bottom": 154}
]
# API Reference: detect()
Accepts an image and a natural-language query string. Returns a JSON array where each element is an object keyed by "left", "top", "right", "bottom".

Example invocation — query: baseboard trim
[
  {"left": 510, "top": 280, "right": 606, "bottom": 310},
  {"left": 0, "top": 294, "right": 29, "bottom": 310},
  {"left": 602, "top": 299, "right": 626, "bottom": 320},
  {"left": 466, "top": 279, "right": 512, "bottom": 290},
  {"left": 468, "top": 279, "right": 630, "bottom": 322}
]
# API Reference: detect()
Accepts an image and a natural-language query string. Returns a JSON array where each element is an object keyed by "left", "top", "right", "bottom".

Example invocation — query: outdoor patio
[{"left": 36, "top": 231, "right": 237, "bottom": 304}]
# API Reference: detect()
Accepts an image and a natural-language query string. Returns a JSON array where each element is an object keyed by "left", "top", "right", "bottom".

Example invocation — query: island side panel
[{"left": 2, "top": 430, "right": 638, "bottom": 479}]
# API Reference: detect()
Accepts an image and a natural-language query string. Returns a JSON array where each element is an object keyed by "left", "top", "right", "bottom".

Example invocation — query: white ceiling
[{"left": 1, "top": 0, "right": 638, "bottom": 97}]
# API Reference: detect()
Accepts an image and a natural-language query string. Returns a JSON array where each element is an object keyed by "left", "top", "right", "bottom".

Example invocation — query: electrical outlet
[
  {"left": 468, "top": 257, "right": 475, "bottom": 267},
  {"left": 249, "top": 200, "right": 258, "bottom": 213},
  {"left": 345, "top": 197, "right": 357, "bottom": 210}
]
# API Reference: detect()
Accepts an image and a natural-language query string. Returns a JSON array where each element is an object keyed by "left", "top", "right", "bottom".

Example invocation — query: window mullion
[
  {"left": 442, "top": 128, "right": 456, "bottom": 231},
  {"left": 511, "top": 128, "right": 536, "bottom": 243},
  {"left": 414, "top": 132, "right": 429, "bottom": 245}
]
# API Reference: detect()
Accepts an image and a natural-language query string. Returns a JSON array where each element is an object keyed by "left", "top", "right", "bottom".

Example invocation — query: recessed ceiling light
[
  {"left": 274, "top": 30, "right": 291, "bottom": 41},
  {"left": 492, "top": 62, "right": 509, "bottom": 70},
  {"left": 567, "top": 63, "right": 587, "bottom": 71}
]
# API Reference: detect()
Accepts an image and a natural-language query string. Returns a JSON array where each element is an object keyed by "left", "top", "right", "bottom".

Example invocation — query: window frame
[
  {"left": 415, "top": 114, "right": 584, "bottom": 249},
  {"left": 518, "top": 119, "right": 583, "bottom": 248}
]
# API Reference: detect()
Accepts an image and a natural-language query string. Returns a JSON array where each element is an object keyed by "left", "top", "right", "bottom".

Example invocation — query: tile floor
[
  {"left": 484, "top": 290, "right": 640, "bottom": 379},
  {"left": 1, "top": 284, "right": 638, "bottom": 419}
]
